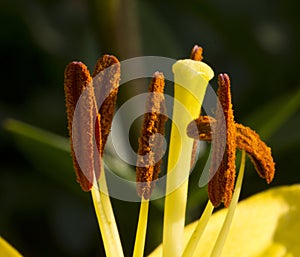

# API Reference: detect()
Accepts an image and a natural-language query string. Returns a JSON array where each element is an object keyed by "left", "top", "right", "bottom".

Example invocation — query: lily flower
[
  {"left": 1, "top": 45, "right": 299, "bottom": 257},
  {"left": 62, "top": 45, "right": 277, "bottom": 257},
  {"left": 61, "top": 45, "right": 278, "bottom": 257}
]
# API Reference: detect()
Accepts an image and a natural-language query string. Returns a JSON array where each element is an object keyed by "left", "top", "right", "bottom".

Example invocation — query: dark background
[{"left": 1, "top": 0, "right": 300, "bottom": 256}]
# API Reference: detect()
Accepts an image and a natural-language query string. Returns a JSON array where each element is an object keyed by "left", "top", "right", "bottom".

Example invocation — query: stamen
[
  {"left": 187, "top": 115, "right": 215, "bottom": 141},
  {"left": 136, "top": 72, "right": 167, "bottom": 199},
  {"left": 92, "top": 55, "right": 120, "bottom": 155},
  {"left": 65, "top": 58, "right": 123, "bottom": 256},
  {"left": 95, "top": 112, "right": 102, "bottom": 163},
  {"left": 187, "top": 118, "right": 275, "bottom": 185},
  {"left": 210, "top": 150, "right": 246, "bottom": 257},
  {"left": 64, "top": 62, "right": 92, "bottom": 130},
  {"left": 190, "top": 45, "right": 204, "bottom": 61},
  {"left": 235, "top": 124, "right": 275, "bottom": 183},
  {"left": 64, "top": 62, "right": 98, "bottom": 191},
  {"left": 209, "top": 74, "right": 236, "bottom": 207}
]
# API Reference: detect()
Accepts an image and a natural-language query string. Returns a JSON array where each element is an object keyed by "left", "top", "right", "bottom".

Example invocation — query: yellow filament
[
  {"left": 91, "top": 170, "right": 124, "bottom": 257},
  {"left": 210, "top": 150, "right": 246, "bottom": 257},
  {"left": 182, "top": 200, "right": 214, "bottom": 257},
  {"left": 133, "top": 198, "right": 150, "bottom": 257}
]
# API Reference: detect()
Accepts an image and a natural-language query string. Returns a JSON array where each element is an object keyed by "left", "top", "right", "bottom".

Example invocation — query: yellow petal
[
  {"left": 0, "top": 237, "right": 23, "bottom": 257},
  {"left": 149, "top": 185, "right": 300, "bottom": 257}
]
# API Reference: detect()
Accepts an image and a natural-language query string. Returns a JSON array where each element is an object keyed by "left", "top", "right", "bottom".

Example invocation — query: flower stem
[
  {"left": 181, "top": 200, "right": 214, "bottom": 257},
  {"left": 133, "top": 198, "right": 149, "bottom": 257},
  {"left": 210, "top": 150, "right": 246, "bottom": 257},
  {"left": 91, "top": 170, "right": 124, "bottom": 257}
]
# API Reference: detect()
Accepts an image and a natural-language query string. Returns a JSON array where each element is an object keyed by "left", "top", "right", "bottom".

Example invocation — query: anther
[{"left": 136, "top": 72, "right": 167, "bottom": 199}]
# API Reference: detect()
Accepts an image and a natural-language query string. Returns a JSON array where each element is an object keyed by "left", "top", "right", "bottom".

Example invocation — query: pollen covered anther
[
  {"left": 187, "top": 117, "right": 275, "bottom": 184},
  {"left": 64, "top": 55, "right": 121, "bottom": 192},
  {"left": 235, "top": 124, "right": 275, "bottom": 183},
  {"left": 136, "top": 72, "right": 167, "bottom": 199},
  {"left": 186, "top": 74, "right": 275, "bottom": 207},
  {"left": 190, "top": 45, "right": 204, "bottom": 62},
  {"left": 187, "top": 116, "right": 215, "bottom": 141},
  {"left": 92, "top": 54, "right": 120, "bottom": 156},
  {"left": 64, "top": 62, "right": 99, "bottom": 191},
  {"left": 208, "top": 73, "right": 236, "bottom": 207}
]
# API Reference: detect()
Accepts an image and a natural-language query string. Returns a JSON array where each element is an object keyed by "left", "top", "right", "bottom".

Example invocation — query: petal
[
  {"left": 0, "top": 237, "right": 23, "bottom": 257},
  {"left": 149, "top": 185, "right": 300, "bottom": 257}
]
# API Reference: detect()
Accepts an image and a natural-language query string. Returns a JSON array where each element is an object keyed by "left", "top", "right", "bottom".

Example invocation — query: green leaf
[
  {"left": 3, "top": 119, "right": 70, "bottom": 152},
  {"left": 3, "top": 119, "right": 80, "bottom": 193},
  {"left": 244, "top": 88, "right": 300, "bottom": 140}
]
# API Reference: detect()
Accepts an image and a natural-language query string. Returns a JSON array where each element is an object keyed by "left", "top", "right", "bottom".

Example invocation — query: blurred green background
[{"left": 1, "top": 0, "right": 300, "bottom": 256}]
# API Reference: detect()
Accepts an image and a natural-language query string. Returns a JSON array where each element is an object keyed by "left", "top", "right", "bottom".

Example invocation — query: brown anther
[
  {"left": 136, "top": 72, "right": 167, "bottom": 199},
  {"left": 187, "top": 116, "right": 215, "bottom": 140},
  {"left": 64, "top": 62, "right": 99, "bottom": 191},
  {"left": 64, "top": 55, "right": 120, "bottom": 192},
  {"left": 235, "top": 124, "right": 275, "bottom": 183},
  {"left": 208, "top": 74, "right": 236, "bottom": 207},
  {"left": 186, "top": 75, "right": 275, "bottom": 207},
  {"left": 188, "top": 117, "right": 275, "bottom": 184},
  {"left": 190, "top": 45, "right": 204, "bottom": 61},
  {"left": 92, "top": 55, "right": 120, "bottom": 156}
]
